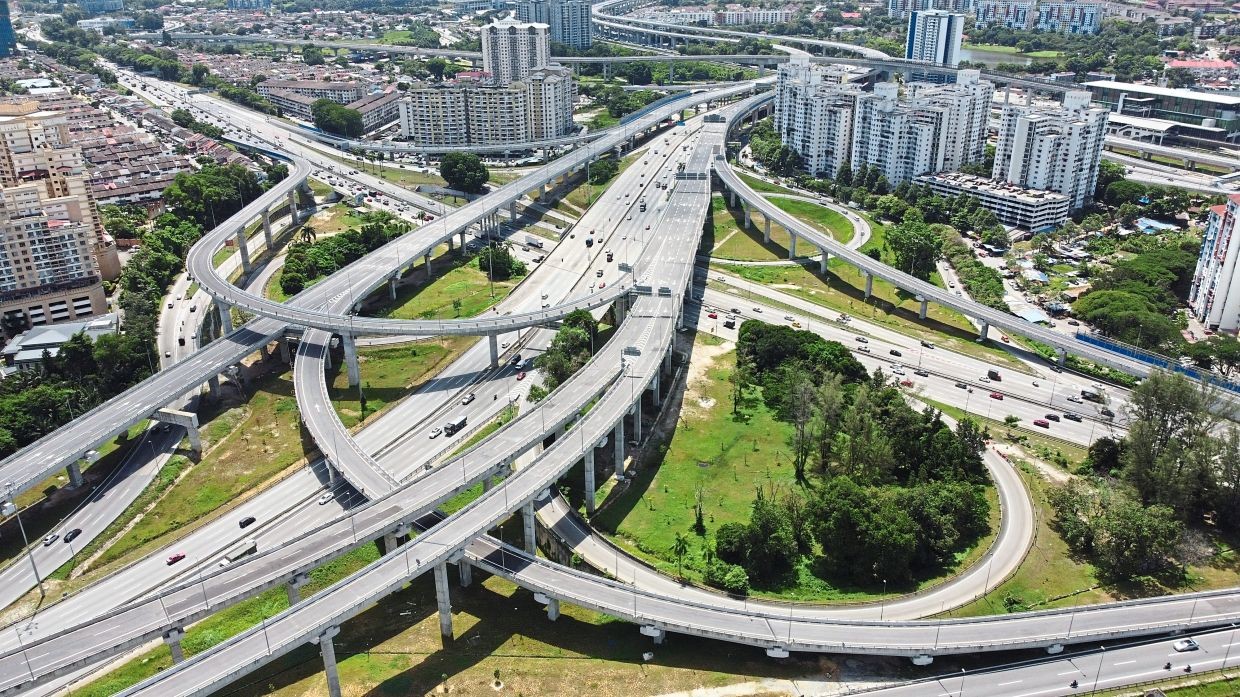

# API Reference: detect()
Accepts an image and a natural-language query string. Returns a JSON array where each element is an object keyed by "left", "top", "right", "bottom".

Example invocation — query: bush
[{"left": 704, "top": 559, "right": 750, "bottom": 595}]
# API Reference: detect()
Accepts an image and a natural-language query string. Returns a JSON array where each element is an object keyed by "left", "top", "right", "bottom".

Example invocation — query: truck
[
  {"left": 525, "top": 235, "right": 544, "bottom": 249},
  {"left": 723, "top": 316, "right": 736, "bottom": 329},
  {"left": 220, "top": 538, "right": 257, "bottom": 567},
  {"left": 444, "top": 414, "right": 468, "bottom": 437},
  {"left": 1081, "top": 383, "right": 1104, "bottom": 402},
  {"left": 987, "top": 369, "right": 1002, "bottom": 381}
]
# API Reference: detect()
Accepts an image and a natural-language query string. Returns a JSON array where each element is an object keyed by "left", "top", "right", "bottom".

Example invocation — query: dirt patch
[{"left": 681, "top": 339, "right": 732, "bottom": 420}]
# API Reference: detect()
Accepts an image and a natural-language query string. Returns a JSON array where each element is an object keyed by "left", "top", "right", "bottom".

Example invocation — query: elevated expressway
[{"left": 109, "top": 105, "right": 1240, "bottom": 697}]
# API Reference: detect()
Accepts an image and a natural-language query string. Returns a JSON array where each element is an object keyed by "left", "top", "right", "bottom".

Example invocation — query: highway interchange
[{"left": 2, "top": 19, "right": 1240, "bottom": 697}]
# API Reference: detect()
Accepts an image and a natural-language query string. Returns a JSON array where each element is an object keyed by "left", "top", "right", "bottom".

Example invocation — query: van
[
  {"left": 987, "top": 369, "right": 1001, "bottom": 381},
  {"left": 585, "top": 237, "right": 594, "bottom": 247}
]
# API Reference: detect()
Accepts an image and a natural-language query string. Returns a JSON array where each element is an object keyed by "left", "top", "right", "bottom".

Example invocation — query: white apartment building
[
  {"left": 887, "top": 0, "right": 975, "bottom": 20},
  {"left": 516, "top": 0, "right": 592, "bottom": 50},
  {"left": 1188, "top": 195, "right": 1240, "bottom": 333},
  {"left": 717, "top": 7, "right": 795, "bottom": 25},
  {"left": 398, "top": 67, "right": 575, "bottom": 146},
  {"left": 916, "top": 172, "right": 1070, "bottom": 231},
  {"left": 905, "top": 10, "right": 964, "bottom": 67},
  {"left": 851, "top": 83, "right": 942, "bottom": 186},
  {"left": 399, "top": 86, "right": 470, "bottom": 147},
  {"left": 907, "top": 70, "right": 994, "bottom": 171},
  {"left": 480, "top": 19, "right": 551, "bottom": 86},
  {"left": 525, "top": 67, "right": 576, "bottom": 141},
  {"left": 992, "top": 90, "right": 1109, "bottom": 211},
  {"left": 256, "top": 80, "right": 367, "bottom": 105},
  {"left": 773, "top": 59, "right": 862, "bottom": 178}
]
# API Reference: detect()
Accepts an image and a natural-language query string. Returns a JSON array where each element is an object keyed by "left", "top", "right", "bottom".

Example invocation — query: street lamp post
[{"left": 3, "top": 483, "right": 44, "bottom": 603}]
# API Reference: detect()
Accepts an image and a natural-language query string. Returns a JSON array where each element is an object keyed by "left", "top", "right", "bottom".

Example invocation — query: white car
[
  {"left": 1173, "top": 638, "right": 1199, "bottom": 652},
  {"left": 317, "top": 492, "right": 335, "bottom": 505},
  {"left": 429, "top": 427, "right": 442, "bottom": 439},
  {"left": 461, "top": 393, "right": 476, "bottom": 405},
  {"left": 979, "top": 376, "right": 991, "bottom": 383}
]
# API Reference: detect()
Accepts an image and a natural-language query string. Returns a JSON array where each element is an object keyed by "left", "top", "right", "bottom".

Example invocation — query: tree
[
  {"left": 440, "top": 152, "right": 490, "bottom": 194},
  {"left": 885, "top": 210, "right": 941, "bottom": 279},
  {"left": 1122, "top": 371, "right": 1217, "bottom": 520},
  {"left": 310, "top": 99, "right": 363, "bottom": 137},
  {"left": 189, "top": 63, "right": 210, "bottom": 86},
  {"left": 588, "top": 157, "right": 619, "bottom": 185},
  {"left": 302, "top": 46, "right": 325, "bottom": 66},
  {"left": 427, "top": 57, "right": 448, "bottom": 81},
  {"left": 671, "top": 532, "right": 689, "bottom": 579},
  {"left": 1105, "top": 180, "right": 1147, "bottom": 207}
]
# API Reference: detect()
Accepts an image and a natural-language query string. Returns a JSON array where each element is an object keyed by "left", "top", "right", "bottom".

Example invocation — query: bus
[
  {"left": 219, "top": 539, "right": 257, "bottom": 567},
  {"left": 444, "top": 414, "right": 468, "bottom": 437}
]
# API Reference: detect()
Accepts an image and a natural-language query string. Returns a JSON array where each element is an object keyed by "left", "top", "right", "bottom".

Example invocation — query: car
[
  {"left": 512, "top": 354, "right": 523, "bottom": 366},
  {"left": 164, "top": 351, "right": 172, "bottom": 358},
  {"left": 501, "top": 342, "right": 510, "bottom": 349},
  {"left": 42, "top": 534, "right": 59, "bottom": 547},
  {"left": 1100, "top": 407, "right": 1115, "bottom": 418},
  {"left": 889, "top": 349, "right": 902, "bottom": 357},
  {"left": 979, "top": 376, "right": 991, "bottom": 383},
  {"left": 1173, "top": 638, "right": 1200, "bottom": 652},
  {"left": 784, "top": 315, "right": 794, "bottom": 321},
  {"left": 948, "top": 282, "right": 956, "bottom": 288},
  {"left": 166, "top": 552, "right": 186, "bottom": 565},
  {"left": 1064, "top": 413, "right": 1083, "bottom": 422},
  {"left": 899, "top": 379, "right": 914, "bottom": 387},
  {"left": 1033, "top": 419, "right": 1050, "bottom": 428},
  {"left": 1001, "top": 335, "right": 1010, "bottom": 343},
  {"left": 914, "top": 369, "right": 930, "bottom": 377},
  {"left": 542, "top": 302, "right": 551, "bottom": 308},
  {"left": 1067, "top": 395, "right": 1083, "bottom": 404},
  {"left": 891, "top": 366, "right": 905, "bottom": 375},
  {"left": 599, "top": 281, "right": 606, "bottom": 289},
  {"left": 597, "top": 269, "right": 604, "bottom": 277},
  {"left": 645, "top": 225, "right": 651, "bottom": 230},
  {"left": 857, "top": 345, "right": 871, "bottom": 353},
  {"left": 855, "top": 336, "right": 869, "bottom": 343},
  {"left": 792, "top": 322, "right": 802, "bottom": 329},
  {"left": 189, "top": 305, "right": 197, "bottom": 312},
  {"left": 429, "top": 427, "right": 442, "bottom": 439},
  {"left": 1045, "top": 414, "right": 1061, "bottom": 422},
  {"left": 517, "top": 371, "right": 527, "bottom": 381},
  {"left": 167, "top": 302, "right": 174, "bottom": 309},
  {"left": 920, "top": 340, "right": 936, "bottom": 349},
  {"left": 63, "top": 528, "right": 81, "bottom": 543},
  {"left": 707, "top": 312, "right": 718, "bottom": 319},
  {"left": 1067, "top": 319, "right": 1080, "bottom": 326},
  {"left": 542, "top": 293, "right": 549, "bottom": 300},
  {"left": 752, "top": 307, "right": 762, "bottom": 313},
  {"left": 239, "top": 516, "right": 256, "bottom": 529},
  {"left": 462, "top": 393, "right": 476, "bottom": 405},
  {"left": 317, "top": 492, "right": 335, "bottom": 505},
  {"left": 989, "top": 392, "right": 1003, "bottom": 400}
]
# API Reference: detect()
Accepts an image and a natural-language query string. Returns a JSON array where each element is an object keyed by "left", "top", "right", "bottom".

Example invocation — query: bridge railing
[{"left": 1074, "top": 331, "right": 1240, "bottom": 394}]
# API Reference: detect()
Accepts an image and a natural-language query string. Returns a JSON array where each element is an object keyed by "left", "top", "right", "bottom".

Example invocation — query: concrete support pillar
[
  {"left": 663, "top": 349, "right": 672, "bottom": 376},
  {"left": 211, "top": 294, "right": 235, "bottom": 333},
  {"left": 652, "top": 372, "right": 661, "bottom": 407},
  {"left": 315, "top": 626, "right": 343, "bottom": 697},
  {"left": 633, "top": 399, "right": 642, "bottom": 443},
  {"left": 509, "top": 201, "right": 518, "bottom": 222},
  {"left": 286, "top": 572, "right": 308, "bottom": 604},
  {"left": 424, "top": 253, "right": 433, "bottom": 279},
  {"left": 918, "top": 296, "right": 928, "bottom": 320},
  {"left": 614, "top": 418, "right": 626, "bottom": 476},
  {"left": 1056, "top": 346, "right": 1066, "bottom": 367},
  {"left": 614, "top": 296, "right": 628, "bottom": 325},
  {"left": 522, "top": 501, "right": 537, "bottom": 555},
  {"left": 584, "top": 448, "right": 596, "bottom": 514},
  {"left": 288, "top": 189, "right": 298, "bottom": 225},
  {"left": 819, "top": 249, "right": 828, "bottom": 274},
  {"left": 482, "top": 476, "right": 492, "bottom": 493},
  {"left": 763, "top": 218, "right": 771, "bottom": 244},
  {"left": 389, "top": 276, "right": 398, "bottom": 301},
  {"left": 163, "top": 628, "right": 185, "bottom": 664},
  {"left": 741, "top": 201, "right": 749, "bottom": 229},
  {"left": 236, "top": 231, "right": 251, "bottom": 274},
  {"left": 208, "top": 374, "right": 220, "bottom": 394},
  {"left": 458, "top": 231, "right": 466, "bottom": 256},
  {"left": 789, "top": 234, "right": 797, "bottom": 259},
  {"left": 342, "top": 334, "right": 360, "bottom": 388},
  {"left": 730, "top": 189, "right": 737, "bottom": 208},
  {"left": 546, "top": 597, "right": 561, "bottom": 621},
  {"left": 458, "top": 559, "right": 472, "bottom": 587},
  {"left": 863, "top": 272, "right": 873, "bottom": 300},
  {"left": 434, "top": 563, "right": 453, "bottom": 640},
  {"left": 978, "top": 320, "right": 989, "bottom": 342},
  {"left": 279, "top": 338, "right": 292, "bottom": 364},
  {"left": 382, "top": 532, "right": 398, "bottom": 553},
  {"left": 488, "top": 334, "right": 500, "bottom": 369},
  {"left": 262, "top": 209, "right": 273, "bottom": 247},
  {"left": 65, "top": 461, "right": 84, "bottom": 488}
]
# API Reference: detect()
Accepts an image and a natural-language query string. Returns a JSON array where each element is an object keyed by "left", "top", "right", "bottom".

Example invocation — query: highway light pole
[{"left": 3, "top": 483, "right": 43, "bottom": 603}]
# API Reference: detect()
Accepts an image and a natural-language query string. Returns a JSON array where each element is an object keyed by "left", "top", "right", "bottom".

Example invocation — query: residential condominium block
[
  {"left": 256, "top": 80, "right": 367, "bottom": 106},
  {"left": 481, "top": 19, "right": 551, "bottom": 87},
  {"left": 905, "top": 10, "right": 964, "bottom": 67},
  {"left": 887, "top": 0, "right": 975, "bottom": 20},
  {"left": 516, "top": 0, "right": 592, "bottom": 50},
  {"left": 1188, "top": 196, "right": 1240, "bottom": 333},
  {"left": 916, "top": 172, "right": 1070, "bottom": 232},
  {"left": 398, "top": 67, "right": 576, "bottom": 146},
  {"left": 773, "top": 59, "right": 863, "bottom": 178},
  {"left": 975, "top": 0, "right": 1101, "bottom": 33},
  {"left": 991, "top": 90, "right": 1109, "bottom": 211}
]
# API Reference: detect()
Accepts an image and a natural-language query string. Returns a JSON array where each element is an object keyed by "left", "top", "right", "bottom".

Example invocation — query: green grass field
[
  {"left": 330, "top": 338, "right": 475, "bottom": 430},
  {"left": 769, "top": 196, "right": 855, "bottom": 245},
  {"left": 376, "top": 256, "right": 518, "bottom": 322}
]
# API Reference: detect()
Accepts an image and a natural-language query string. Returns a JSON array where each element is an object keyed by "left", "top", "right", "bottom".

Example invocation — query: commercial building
[
  {"left": 1, "top": 312, "right": 116, "bottom": 372},
  {"left": 1084, "top": 80, "right": 1240, "bottom": 138},
  {"left": 398, "top": 67, "right": 576, "bottom": 146},
  {"left": 905, "top": 10, "right": 964, "bottom": 67},
  {"left": 516, "top": 0, "right": 592, "bottom": 50},
  {"left": 77, "top": 17, "right": 135, "bottom": 31},
  {"left": 975, "top": 0, "right": 1101, "bottom": 33},
  {"left": 480, "top": 19, "right": 551, "bottom": 87},
  {"left": 256, "top": 80, "right": 367, "bottom": 105},
  {"left": 0, "top": 1, "right": 15, "bottom": 59},
  {"left": 886, "top": 0, "right": 975, "bottom": 19},
  {"left": 991, "top": 90, "right": 1108, "bottom": 211},
  {"left": 1188, "top": 196, "right": 1240, "bottom": 334},
  {"left": 716, "top": 7, "right": 795, "bottom": 25},
  {"left": 916, "top": 172, "right": 1070, "bottom": 231}
]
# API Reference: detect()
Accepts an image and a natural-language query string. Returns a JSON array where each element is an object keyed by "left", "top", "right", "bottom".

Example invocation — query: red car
[
  {"left": 517, "top": 371, "right": 527, "bottom": 381},
  {"left": 899, "top": 379, "right": 914, "bottom": 388},
  {"left": 1033, "top": 419, "right": 1050, "bottom": 428},
  {"left": 598, "top": 281, "right": 606, "bottom": 289},
  {"left": 707, "top": 312, "right": 718, "bottom": 319},
  {"left": 166, "top": 552, "right": 186, "bottom": 565},
  {"left": 989, "top": 392, "right": 1003, "bottom": 400}
]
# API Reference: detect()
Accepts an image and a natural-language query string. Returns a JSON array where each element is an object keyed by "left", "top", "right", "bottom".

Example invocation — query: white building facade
[
  {"left": 1188, "top": 196, "right": 1240, "bottom": 334},
  {"left": 481, "top": 19, "right": 552, "bottom": 86},
  {"left": 905, "top": 10, "right": 964, "bottom": 67}
]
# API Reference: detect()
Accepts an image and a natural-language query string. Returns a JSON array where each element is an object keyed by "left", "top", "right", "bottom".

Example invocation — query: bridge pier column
[
  {"left": 459, "top": 231, "right": 466, "bottom": 256},
  {"left": 730, "top": 189, "right": 737, "bottom": 208},
  {"left": 434, "top": 562, "right": 454, "bottom": 641},
  {"left": 640, "top": 625, "right": 666, "bottom": 644},
  {"left": 522, "top": 501, "right": 537, "bottom": 555},
  {"left": 918, "top": 296, "right": 928, "bottom": 320},
  {"left": 763, "top": 218, "right": 771, "bottom": 244},
  {"left": 218, "top": 301, "right": 234, "bottom": 334},
  {"left": 509, "top": 201, "right": 518, "bottom": 223},
  {"left": 208, "top": 374, "right": 220, "bottom": 395},
  {"left": 545, "top": 596, "right": 561, "bottom": 621},
  {"left": 458, "top": 558, "right": 473, "bottom": 587},
  {"left": 279, "top": 338, "right": 292, "bottom": 364},
  {"left": 314, "top": 626, "right": 343, "bottom": 697},
  {"left": 488, "top": 333, "right": 500, "bottom": 369},
  {"left": 288, "top": 189, "right": 299, "bottom": 226},
  {"left": 978, "top": 320, "right": 989, "bottom": 342},
  {"left": 1056, "top": 346, "right": 1066, "bottom": 367},
  {"left": 163, "top": 627, "right": 185, "bottom": 664},
  {"left": 663, "top": 349, "right": 672, "bottom": 376},
  {"left": 157, "top": 408, "right": 201, "bottom": 453},
  {"left": 262, "top": 209, "right": 273, "bottom": 247},
  {"left": 286, "top": 572, "right": 309, "bottom": 604},
  {"left": 584, "top": 447, "right": 596, "bottom": 514},
  {"left": 863, "top": 272, "right": 873, "bottom": 300},
  {"left": 236, "top": 230, "right": 252, "bottom": 275},
  {"left": 389, "top": 275, "right": 398, "bottom": 301},
  {"left": 740, "top": 200, "right": 749, "bottom": 228},
  {"left": 632, "top": 399, "right": 642, "bottom": 443},
  {"left": 819, "top": 248, "right": 829, "bottom": 274},
  {"left": 614, "top": 417, "right": 626, "bottom": 476},
  {"left": 614, "top": 295, "right": 628, "bottom": 324},
  {"left": 482, "top": 475, "right": 492, "bottom": 493},
  {"left": 65, "top": 461, "right": 84, "bottom": 489},
  {"left": 342, "top": 334, "right": 360, "bottom": 388},
  {"left": 424, "top": 253, "right": 433, "bottom": 279},
  {"left": 789, "top": 234, "right": 797, "bottom": 259}
]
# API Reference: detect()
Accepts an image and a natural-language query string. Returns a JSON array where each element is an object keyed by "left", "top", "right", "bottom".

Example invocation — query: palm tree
[
  {"left": 671, "top": 532, "right": 690, "bottom": 580},
  {"left": 300, "top": 225, "right": 317, "bottom": 244}
]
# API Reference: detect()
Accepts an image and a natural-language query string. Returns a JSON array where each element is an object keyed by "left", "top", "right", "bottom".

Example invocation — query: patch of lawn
[
  {"left": 563, "top": 152, "right": 641, "bottom": 211},
  {"left": 212, "top": 247, "right": 233, "bottom": 268},
  {"left": 709, "top": 195, "right": 814, "bottom": 261},
  {"left": 329, "top": 338, "right": 476, "bottom": 429},
  {"left": 736, "top": 171, "right": 796, "bottom": 195},
  {"left": 769, "top": 197, "right": 854, "bottom": 245},
  {"left": 307, "top": 178, "right": 333, "bottom": 198},
  {"left": 375, "top": 254, "right": 518, "bottom": 321}
]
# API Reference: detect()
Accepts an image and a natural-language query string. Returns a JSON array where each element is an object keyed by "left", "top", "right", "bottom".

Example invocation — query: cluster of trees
[
  {"left": 310, "top": 99, "right": 364, "bottom": 138},
  {"left": 967, "top": 19, "right": 1167, "bottom": 82},
  {"left": 170, "top": 108, "right": 223, "bottom": 139},
  {"left": 941, "top": 229, "right": 1008, "bottom": 310},
  {"left": 747, "top": 118, "right": 802, "bottom": 176},
  {"left": 1072, "top": 241, "right": 1198, "bottom": 352},
  {"left": 1051, "top": 372, "right": 1240, "bottom": 581},
  {"left": 578, "top": 84, "right": 665, "bottom": 123},
  {"left": 164, "top": 164, "right": 263, "bottom": 229},
  {"left": 533, "top": 310, "right": 598, "bottom": 391},
  {"left": 476, "top": 242, "right": 526, "bottom": 282},
  {"left": 439, "top": 152, "right": 490, "bottom": 194},
  {"left": 1103, "top": 179, "right": 1195, "bottom": 225},
  {"left": 279, "top": 214, "right": 410, "bottom": 296},
  {"left": 587, "top": 157, "right": 619, "bottom": 185},
  {"left": 99, "top": 204, "right": 149, "bottom": 241},
  {"left": 699, "top": 323, "right": 992, "bottom": 591}
]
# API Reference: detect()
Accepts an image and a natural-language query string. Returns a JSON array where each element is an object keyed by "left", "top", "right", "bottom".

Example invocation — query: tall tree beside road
[
  {"left": 310, "top": 99, "right": 363, "bottom": 138},
  {"left": 440, "top": 152, "right": 490, "bottom": 194},
  {"left": 885, "top": 209, "right": 941, "bottom": 279},
  {"left": 302, "top": 46, "right": 325, "bottom": 66}
]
